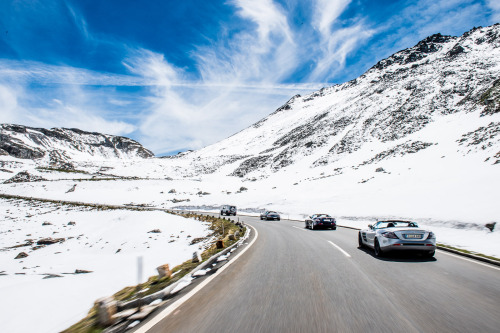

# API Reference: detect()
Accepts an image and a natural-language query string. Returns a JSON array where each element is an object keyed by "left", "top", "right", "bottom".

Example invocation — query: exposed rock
[
  {"left": 148, "top": 229, "right": 161, "bottom": 234},
  {"left": 479, "top": 79, "right": 500, "bottom": 116},
  {"left": 75, "top": 269, "right": 93, "bottom": 274},
  {"left": 0, "top": 124, "right": 154, "bottom": 160},
  {"left": 67, "top": 221, "right": 76, "bottom": 226},
  {"left": 36, "top": 237, "right": 65, "bottom": 245},
  {"left": 97, "top": 297, "right": 117, "bottom": 326},
  {"left": 168, "top": 189, "right": 176, "bottom": 193},
  {"left": 156, "top": 264, "right": 172, "bottom": 279},
  {"left": 196, "top": 191, "right": 210, "bottom": 195},
  {"left": 42, "top": 222, "right": 52, "bottom": 226},
  {"left": 15, "top": 252, "right": 28, "bottom": 259},
  {"left": 48, "top": 150, "right": 75, "bottom": 170},
  {"left": 43, "top": 274, "right": 63, "bottom": 279},
  {"left": 190, "top": 237, "right": 206, "bottom": 245},
  {"left": 485, "top": 222, "right": 496, "bottom": 232},
  {"left": 66, "top": 184, "right": 77, "bottom": 193},
  {"left": 4, "top": 171, "right": 46, "bottom": 184}
]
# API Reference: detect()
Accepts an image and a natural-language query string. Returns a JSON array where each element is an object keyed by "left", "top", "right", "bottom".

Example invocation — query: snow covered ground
[
  {"left": 0, "top": 145, "right": 498, "bottom": 333},
  {"left": 0, "top": 197, "right": 212, "bottom": 333}
]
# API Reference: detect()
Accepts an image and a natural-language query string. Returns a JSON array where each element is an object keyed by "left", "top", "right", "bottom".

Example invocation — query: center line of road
[{"left": 328, "top": 241, "right": 351, "bottom": 257}]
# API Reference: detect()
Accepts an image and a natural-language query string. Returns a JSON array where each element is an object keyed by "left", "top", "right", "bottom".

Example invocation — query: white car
[{"left": 358, "top": 220, "right": 436, "bottom": 257}]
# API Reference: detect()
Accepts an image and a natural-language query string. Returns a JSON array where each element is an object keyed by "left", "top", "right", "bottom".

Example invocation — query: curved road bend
[{"left": 134, "top": 215, "right": 500, "bottom": 333}]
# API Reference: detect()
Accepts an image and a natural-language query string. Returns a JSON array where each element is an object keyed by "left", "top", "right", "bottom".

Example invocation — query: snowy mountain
[
  {"left": 0, "top": 124, "right": 154, "bottom": 167},
  {"left": 168, "top": 24, "right": 499, "bottom": 178}
]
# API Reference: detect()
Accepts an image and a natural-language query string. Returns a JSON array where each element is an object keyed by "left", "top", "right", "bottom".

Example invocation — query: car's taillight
[
  {"left": 426, "top": 232, "right": 435, "bottom": 240},
  {"left": 381, "top": 231, "right": 398, "bottom": 239}
]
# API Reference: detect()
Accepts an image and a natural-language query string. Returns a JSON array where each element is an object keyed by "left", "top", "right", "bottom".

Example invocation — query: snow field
[{"left": 0, "top": 199, "right": 212, "bottom": 333}]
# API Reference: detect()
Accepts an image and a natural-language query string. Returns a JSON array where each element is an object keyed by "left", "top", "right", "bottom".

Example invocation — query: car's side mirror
[{"left": 368, "top": 224, "right": 373, "bottom": 230}]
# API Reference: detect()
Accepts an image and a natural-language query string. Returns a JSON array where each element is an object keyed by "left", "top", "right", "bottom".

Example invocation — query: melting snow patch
[
  {"left": 149, "top": 299, "right": 162, "bottom": 306},
  {"left": 127, "top": 320, "right": 141, "bottom": 329},
  {"left": 217, "top": 254, "right": 229, "bottom": 262},
  {"left": 171, "top": 276, "right": 194, "bottom": 294},
  {"left": 193, "top": 268, "right": 210, "bottom": 277}
]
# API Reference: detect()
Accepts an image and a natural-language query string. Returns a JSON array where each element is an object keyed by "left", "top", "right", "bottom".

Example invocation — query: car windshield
[
  {"left": 313, "top": 214, "right": 331, "bottom": 218},
  {"left": 375, "top": 221, "right": 418, "bottom": 229}
]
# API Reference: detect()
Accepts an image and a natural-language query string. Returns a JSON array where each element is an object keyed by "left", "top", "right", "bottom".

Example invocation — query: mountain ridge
[
  {"left": 168, "top": 23, "right": 499, "bottom": 179},
  {"left": 0, "top": 124, "right": 154, "bottom": 165}
]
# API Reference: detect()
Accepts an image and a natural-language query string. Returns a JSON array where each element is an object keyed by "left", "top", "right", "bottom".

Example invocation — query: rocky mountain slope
[
  {"left": 0, "top": 124, "right": 154, "bottom": 169},
  {"left": 167, "top": 24, "right": 499, "bottom": 179}
]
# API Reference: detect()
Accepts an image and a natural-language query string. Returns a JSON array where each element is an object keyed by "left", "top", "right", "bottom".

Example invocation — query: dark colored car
[
  {"left": 305, "top": 214, "right": 336, "bottom": 230},
  {"left": 221, "top": 205, "right": 237, "bottom": 216},
  {"left": 260, "top": 211, "right": 281, "bottom": 221}
]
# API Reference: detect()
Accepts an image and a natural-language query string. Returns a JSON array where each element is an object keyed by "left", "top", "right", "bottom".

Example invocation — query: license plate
[{"left": 405, "top": 234, "right": 422, "bottom": 239}]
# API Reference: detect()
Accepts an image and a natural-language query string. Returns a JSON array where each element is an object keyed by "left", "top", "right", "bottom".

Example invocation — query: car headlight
[{"left": 381, "top": 231, "right": 398, "bottom": 239}]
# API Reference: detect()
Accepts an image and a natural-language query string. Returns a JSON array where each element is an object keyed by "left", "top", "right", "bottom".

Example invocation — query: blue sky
[{"left": 0, "top": 0, "right": 498, "bottom": 155}]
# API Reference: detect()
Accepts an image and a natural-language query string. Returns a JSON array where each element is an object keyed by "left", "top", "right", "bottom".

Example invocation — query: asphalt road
[{"left": 136, "top": 215, "right": 500, "bottom": 333}]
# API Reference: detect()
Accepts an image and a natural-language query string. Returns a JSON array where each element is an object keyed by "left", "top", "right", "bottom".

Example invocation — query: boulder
[
  {"left": 157, "top": 264, "right": 172, "bottom": 279},
  {"left": 485, "top": 222, "right": 496, "bottom": 232},
  {"left": 97, "top": 297, "right": 117, "bottom": 326},
  {"left": 15, "top": 252, "right": 28, "bottom": 259},
  {"left": 66, "top": 184, "right": 77, "bottom": 193},
  {"left": 37, "top": 237, "right": 65, "bottom": 245}
]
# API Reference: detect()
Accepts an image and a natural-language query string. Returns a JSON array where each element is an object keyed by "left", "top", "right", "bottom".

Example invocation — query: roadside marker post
[{"left": 137, "top": 256, "right": 143, "bottom": 312}]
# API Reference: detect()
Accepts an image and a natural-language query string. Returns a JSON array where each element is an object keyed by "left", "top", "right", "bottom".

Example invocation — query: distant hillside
[{"left": 0, "top": 124, "right": 154, "bottom": 167}]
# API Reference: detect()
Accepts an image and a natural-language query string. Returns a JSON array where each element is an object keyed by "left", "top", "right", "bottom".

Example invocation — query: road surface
[{"left": 134, "top": 215, "right": 500, "bottom": 333}]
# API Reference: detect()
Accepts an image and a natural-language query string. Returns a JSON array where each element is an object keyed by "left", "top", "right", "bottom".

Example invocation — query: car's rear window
[{"left": 377, "top": 221, "right": 418, "bottom": 228}]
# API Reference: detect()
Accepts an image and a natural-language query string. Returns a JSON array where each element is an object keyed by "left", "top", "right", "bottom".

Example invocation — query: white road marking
[
  {"left": 135, "top": 224, "right": 259, "bottom": 333},
  {"left": 328, "top": 241, "right": 351, "bottom": 258},
  {"left": 292, "top": 226, "right": 308, "bottom": 231},
  {"left": 438, "top": 250, "right": 500, "bottom": 271}
]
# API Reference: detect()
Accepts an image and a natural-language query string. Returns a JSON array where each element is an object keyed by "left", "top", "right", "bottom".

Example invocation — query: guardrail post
[{"left": 97, "top": 297, "right": 117, "bottom": 326}]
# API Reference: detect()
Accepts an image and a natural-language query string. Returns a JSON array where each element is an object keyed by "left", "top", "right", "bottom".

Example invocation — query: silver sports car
[{"left": 358, "top": 220, "right": 436, "bottom": 257}]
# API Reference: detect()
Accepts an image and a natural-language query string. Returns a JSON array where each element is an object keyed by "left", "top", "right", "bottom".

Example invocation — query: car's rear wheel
[
  {"left": 374, "top": 238, "right": 383, "bottom": 257},
  {"left": 424, "top": 250, "right": 435, "bottom": 258},
  {"left": 358, "top": 233, "right": 364, "bottom": 248},
  {"left": 332, "top": 227, "right": 336, "bottom": 230}
]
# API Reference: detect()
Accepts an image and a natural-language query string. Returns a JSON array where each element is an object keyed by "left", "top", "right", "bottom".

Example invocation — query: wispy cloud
[
  {"left": 1, "top": 0, "right": 494, "bottom": 154},
  {"left": 0, "top": 80, "right": 136, "bottom": 136},
  {"left": 485, "top": 0, "right": 500, "bottom": 23}
]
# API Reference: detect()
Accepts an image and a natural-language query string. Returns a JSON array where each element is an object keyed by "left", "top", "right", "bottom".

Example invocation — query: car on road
[
  {"left": 221, "top": 205, "right": 237, "bottom": 216},
  {"left": 305, "top": 214, "right": 336, "bottom": 230},
  {"left": 358, "top": 220, "right": 436, "bottom": 257},
  {"left": 260, "top": 211, "right": 281, "bottom": 220}
]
